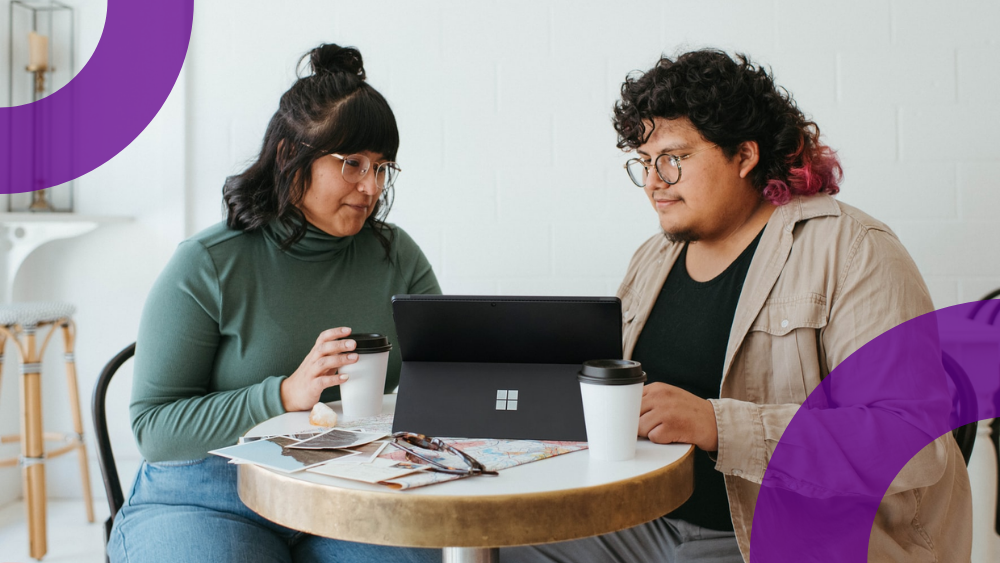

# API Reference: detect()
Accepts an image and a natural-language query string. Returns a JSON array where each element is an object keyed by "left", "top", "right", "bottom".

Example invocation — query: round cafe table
[{"left": 238, "top": 394, "right": 694, "bottom": 563}]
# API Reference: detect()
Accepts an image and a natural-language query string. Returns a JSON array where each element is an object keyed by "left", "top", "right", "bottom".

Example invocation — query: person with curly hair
[
  {"left": 506, "top": 49, "right": 970, "bottom": 562},
  {"left": 109, "top": 44, "right": 440, "bottom": 563}
]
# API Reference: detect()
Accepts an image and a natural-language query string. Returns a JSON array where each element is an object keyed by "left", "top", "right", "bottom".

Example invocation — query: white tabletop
[{"left": 245, "top": 393, "right": 692, "bottom": 497}]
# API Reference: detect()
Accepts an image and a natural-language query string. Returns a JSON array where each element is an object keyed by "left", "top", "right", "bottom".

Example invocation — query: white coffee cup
[
  {"left": 337, "top": 333, "right": 393, "bottom": 419},
  {"left": 578, "top": 359, "right": 647, "bottom": 461}
]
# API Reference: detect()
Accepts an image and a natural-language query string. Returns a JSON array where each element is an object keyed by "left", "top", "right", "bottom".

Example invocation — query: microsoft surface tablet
[{"left": 390, "top": 295, "right": 622, "bottom": 441}]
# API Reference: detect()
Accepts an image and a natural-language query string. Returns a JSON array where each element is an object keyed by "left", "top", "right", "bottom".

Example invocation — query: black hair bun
[{"left": 308, "top": 44, "right": 365, "bottom": 80}]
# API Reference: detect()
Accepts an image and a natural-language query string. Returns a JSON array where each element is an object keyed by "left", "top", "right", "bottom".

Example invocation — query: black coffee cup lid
[
  {"left": 578, "top": 359, "right": 646, "bottom": 385},
  {"left": 343, "top": 333, "right": 392, "bottom": 354}
]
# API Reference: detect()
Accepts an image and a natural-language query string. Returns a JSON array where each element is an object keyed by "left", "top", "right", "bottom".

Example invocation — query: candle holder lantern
[{"left": 7, "top": 0, "right": 76, "bottom": 213}]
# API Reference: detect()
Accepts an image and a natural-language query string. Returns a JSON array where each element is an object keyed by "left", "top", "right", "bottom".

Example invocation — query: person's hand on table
[
  {"left": 638, "top": 382, "right": 719, "bottom": 452},
  {"left": 280, "top": 327, "right": 358, "bottom": 412}
]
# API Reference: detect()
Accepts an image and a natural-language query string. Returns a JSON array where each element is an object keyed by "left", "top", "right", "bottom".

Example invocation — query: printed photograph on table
[
  {"left": 286, "top": 429, "right": 385, "bottom": 450},
  {"left": 210, "top": 437, "right": 361, "bottom": 473}
]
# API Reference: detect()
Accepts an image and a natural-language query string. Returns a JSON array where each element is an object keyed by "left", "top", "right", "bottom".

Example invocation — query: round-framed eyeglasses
[
  {"left": 303, "top": 143, "right": 402, "bottom": 190},
  {"left": 391, "top": 432, "right": 498, "bottom": 477},
  {"left": 624, "top": 144, "right": 718, "bottom": 188}
]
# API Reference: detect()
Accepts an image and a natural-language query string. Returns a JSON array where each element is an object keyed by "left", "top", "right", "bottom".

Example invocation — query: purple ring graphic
[
  {"left": 751, "top": 301, "right": 998, "bottom": 560},
  {"left": 1, "top": 1, "right": 193, "bottom": 194}
]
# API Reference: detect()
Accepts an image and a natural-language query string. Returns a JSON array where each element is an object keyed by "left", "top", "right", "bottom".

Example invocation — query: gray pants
[{"left": 501, "top": 517, "right": 743, "bottom": 563}]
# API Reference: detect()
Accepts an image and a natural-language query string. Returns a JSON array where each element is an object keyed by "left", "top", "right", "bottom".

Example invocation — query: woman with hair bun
[{"left": 109, "top": 44, "right": 440, "bottom": 563}]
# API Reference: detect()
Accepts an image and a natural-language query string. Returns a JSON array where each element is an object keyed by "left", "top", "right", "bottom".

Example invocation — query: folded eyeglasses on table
[{"left": 390, "top": 432, "right": 499, "bottom": 477}]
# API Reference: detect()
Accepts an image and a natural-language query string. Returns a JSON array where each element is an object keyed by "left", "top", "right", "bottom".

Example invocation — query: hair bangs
[{"left": 314, "top": 87, "right": 399, "bottom": 162}]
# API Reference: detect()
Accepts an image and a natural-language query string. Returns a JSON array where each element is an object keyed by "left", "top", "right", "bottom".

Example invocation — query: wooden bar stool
[{"left": 0, "top": 302, "right": 94, "bottom": 560}]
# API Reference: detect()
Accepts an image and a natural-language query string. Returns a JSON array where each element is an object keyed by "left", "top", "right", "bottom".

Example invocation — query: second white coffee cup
[
  {"left": 578, "top": 359, "right": 647, "bottom": 461},
  {"left": 337, "top": 333, "right": 393, "bottom": 419}
]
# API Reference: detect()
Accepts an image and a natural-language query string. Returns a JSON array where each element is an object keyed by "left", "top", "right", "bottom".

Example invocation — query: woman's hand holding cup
[{"left": 280, "top": 327, "right": 358, "bottom": 412}]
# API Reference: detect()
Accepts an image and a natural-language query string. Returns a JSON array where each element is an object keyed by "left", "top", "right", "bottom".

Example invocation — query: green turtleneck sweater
[{"left": 130, "top": 220, "right": 441, "bottom": 462}]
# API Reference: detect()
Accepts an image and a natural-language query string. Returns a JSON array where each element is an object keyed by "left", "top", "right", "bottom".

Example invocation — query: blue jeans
[{"left": 108, "top": 455, "right": 439, "bottom": 563}]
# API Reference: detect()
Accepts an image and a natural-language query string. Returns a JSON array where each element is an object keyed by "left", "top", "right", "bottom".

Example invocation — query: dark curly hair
[
  {"left": 222, "top": 43, "right": 398, "bottom": 257},
  {"left": 613, "top": 49, "right": 841, "bottom": 205}
]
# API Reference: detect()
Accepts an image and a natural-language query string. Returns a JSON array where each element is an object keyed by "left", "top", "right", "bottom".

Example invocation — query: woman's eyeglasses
[
  {"left": 302, "top": 143, "right": 401, "bottom": 190},
  {"left": 391, "top": 432, "right": 498, "bottom": 477}
]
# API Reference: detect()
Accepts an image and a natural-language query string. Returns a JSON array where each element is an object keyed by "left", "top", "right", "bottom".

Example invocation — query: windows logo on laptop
[{"left": 496, "top": 390, "right": 518, "bottom": 411}]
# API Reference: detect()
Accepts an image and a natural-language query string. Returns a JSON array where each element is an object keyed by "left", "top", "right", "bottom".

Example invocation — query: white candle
[{"left": 28, "top": 31, "right": 48, "bottom": 71}]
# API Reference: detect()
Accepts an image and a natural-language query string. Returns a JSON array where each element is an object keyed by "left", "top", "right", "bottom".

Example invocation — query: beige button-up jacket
[{"left": 617, "top": 194, "right": 971, "bottom": 562}]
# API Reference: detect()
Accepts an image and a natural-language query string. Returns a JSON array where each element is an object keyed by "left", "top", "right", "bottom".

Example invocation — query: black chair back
[
  {"left": 967, "top": 288, "right": 1000, "bottom": 325},
  {"left": 91, "top": 342, "right": 136, "bottom": 552},
  {"left": 941, "top": 351, "right": 977, "bottom": 466},
  {"left": 968, "top": 288, "right": 1000, "bottom": 535}
]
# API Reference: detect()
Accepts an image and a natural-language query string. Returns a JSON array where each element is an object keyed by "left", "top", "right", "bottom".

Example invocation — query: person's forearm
[{"left": 131, "top": 375, "right": 286, "bottom": 462}]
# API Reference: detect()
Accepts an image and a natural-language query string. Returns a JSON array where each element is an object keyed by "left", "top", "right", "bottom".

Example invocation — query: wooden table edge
[{"left": 239, "top": 444, "right": 695, "bottom": 548}]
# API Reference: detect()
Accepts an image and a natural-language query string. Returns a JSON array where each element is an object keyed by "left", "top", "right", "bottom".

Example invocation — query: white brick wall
[{"left": 184, "top": 0, "right": 1000, "bottom": 308}]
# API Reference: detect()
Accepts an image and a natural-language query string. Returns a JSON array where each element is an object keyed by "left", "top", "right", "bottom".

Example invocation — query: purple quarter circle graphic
[
  {"left": 1, "top": 1, "right": 193, "bottom": 194},
  {"left": 750, "top": 301, "right": 999, "bottom": 561}
]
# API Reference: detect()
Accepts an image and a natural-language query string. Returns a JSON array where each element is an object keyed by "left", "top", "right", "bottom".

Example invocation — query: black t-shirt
[{"left": 631, "top": 228, "right": 764, "bottom": 532}]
